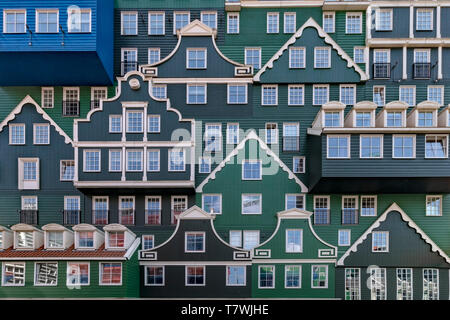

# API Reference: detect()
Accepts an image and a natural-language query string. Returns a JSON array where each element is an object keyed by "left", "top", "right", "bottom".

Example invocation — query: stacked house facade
[{"left": 0, "top": 0, "right": 449, "bottom": 299}]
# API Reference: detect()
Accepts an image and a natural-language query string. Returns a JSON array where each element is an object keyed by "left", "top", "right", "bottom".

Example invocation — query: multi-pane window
[
  {"left": 288, "top": 85, "right": 304, "bottom": 105},
  {"left": 323, "top": 12, "right": 335, "bottom": 33},
  {"left": 373, "top": 86, "right": 385, "bottom": 106},
  {"left": 289, "top": 47, "right": 305, "bottom": 69},
  {"left": 171, "top": 196, "right": 187, "bottom": 224},
  {"left": 108, "top": 232, "right": 125, "bottom": 248},
  {"left": 360, "top": 135, "right": 383, "bottom": 158},
  {"left": 142, "top": 235, "right": 154, "bottom": 250},
  {"left": 428, "top": 86, "right": 444, "bottom": 105},
  {"left": 100, "top": 263, "right": 122, "bottom": 285},
  {"left": 416, "top": 9, "right": 433, "bottom": 31},
  {"left": 35, "top": 262, "right": 58, "bottom": 286},
  {"left": 147, "top": 149, "right": 160, "bottom": 172},
  {"left": 148, "top": 12, "right": 165, "bottom": 35},
  {"left": 245, "top": 48, "right": 261, "bottom": 70},
  {"left": 393, "top": 135, "right": 415, "bottom": 158},
  {"left": 16, "top": 231, "right": 34, "bottom": 248},
  {"left": 121, "top": 12, "right": 138, "bottom": 35},
  {"left": 109, "top": 150, "right": 122, "bottom": 172},
  {"left": 78, "top": 231, "right": 94, "bottom": 248},
  {"left": 262, "top": 85, "right": 278, "bottom": 105},
  {"left": 64, "top": 196, "right": 80, "bottom": 225},
  {"left": 243, "top": 231, "right": 259, "bottom": 250},
  {"left": 68, "top": 9, "right": 91, "bottom": 33},
  {"left": 205, "top": 124, "right": 222, "bottom": 152},
  {"left": 67, "top": 263, "right": 89, "bottom": 286},
  {"left": 342, "top": 196, "right": 358, "bottom": 225},
  {"left": 230, "top": 231, "right": 242, "bottom": 248},
  {"left": 426, "top": 135, "right": 447, "bottom": 159},
  {"left": 376, "top": 9, "right": 392, "bottom": 31},
  {"left": 42, "top": 88, "right": 54, "bottom": 108},
  {"left": 187, "top": 84, "right": 207, "bottom": 104},
  {"left": 126, "top": 150, "right": 143, "bottom": 171},
  {"left": 314, "top": 47, "right": 331, "bottom": 68},
  {"left": 169, "top": 149, "right": 185, "bottom": 171},
  {"left": 126, "top": 111, "right": 143, "bottom": 133},
  {"left": 284, "top": 13, "right": 296, "bottom": 33},
  {"left": 242, "top": 194, "right": 262, "bottom": 215},
  {"left": 199, "top": 156, "right": 211, "bottom": 173},
  {"left": 92, "top": 197, "right": 108, "bottom": 225},
  {"left": 312, "top": 265, "right": 328, "bottom": 288},
  {"left": 185, "top": 266, "right": 205, "bottom": 286},
  {"left": 119, "top": 197, "right": 135, "bottom": 225},
  {"left": 109, "top": 115, "right": 122, "bottom": 133},
  {"left": 174, "top": 12, "right": 190, "bottom": 33},
  {"left": 145, "top": 197, "right": 161, "bottom": 225},
  {"left": 356, "top": 112, "right": 372, "bottom": 127},
  {"left": 91, "top": 87, "right": 107, "bottom": 109},
  {"left": 293, "top": 157, "right": 305, "bottom": 173},
  {"left": 265, "top": 123, "right": 278, "bottom": 144},
  {"left": 259, "top": 266, "right": 274, "bottom": 288},
  {"left": 426, "top": 195, "right": 442, "bottom": 216},
  {"left": 353, "top": 47, "right": 365, "bottom": 63},
  {"left": 148, "top": 48, "right": 161, "bottom": 65},
  {"left": 369, "top": 268, "right": 386, "bottom": 300},
  {"left": 372, "top": 231, "right": 389, "bottom": 252},
  {"left": 187, "top": 49, "right": 207, "bottom": 69},
  {"left": 267, "top": 13, "right": 279, "bottom": 33},
  {"left": 314, "top": 196, "right": 330, "bottom": 225},
  {"left": 226, "top": 123, "right": 239, "bottom": 144},
  {"left": 399, "top": 86, "right": 416, "bottom": 106},
  {"left": 286, "top": 194, "right": 305, "bottom": 210},
  {"left": 228, "top": 85, "right": 247, "bottom": 104},
  {"left": 418, "top": 111, "right": 434, "bottom": 127},
  {"left": 36, "top": 10, "right": 58, "bottom": 33},
  {"left": 152, "top": 84, "right": 166, "bottom": 99},
  {"left": 84, "top": 150, "right": 100, "bottom": 172},
  {"left": 338, "top": 230, "right": 351, "bottom": 246},
  {"left": 345, "top": 268, "right": 360, "bottom": 300},
  {"left": 340, "top": 85, "right": 355, "bottom": 105},
  {"left": 386, "top": 111, "right": 403, "bottom": 127},
  {"left": 242, "top": 160, "right": 261, "bottom": 180},
  {"left": 361, "top": 196, "right": 377, "bottom": 216},
  {"left": 47, "top": 231, "right": 63, "bottom": 249},
  {"left": 227, "top": 13, "right": 239, "bottom": 34},
  {"left": 3, "top": 10, "right": 26, "bottom": 33},
  {"left": 397, "top": 268, "right": 413, "bottom": 300},
  {"left": 2, "top": 263, "right": 25, "bottom": 286},
  {"left": 324, "top": 112, "right": 341, "bottom": 127},
  {"left": 346, "top": 13, "right": 362, "bottom": 34},
  {"left": 201, "top": 12, "right": 217, "bottom": 29},
  {"left": 286, "top": 229, "right": 302, "bottom": 253},
  {"left": 283, "top": 123, "right": 300, "bottom": 151},
  {"left": 23, "top": 160, "right": 38, "bottom": 181},
  {"left": 33, "top": 124, "right": 50, "bottom": 145},
  {"left": 145, "top": 266, "right": 164, "bottom": 286},
  {"left": 9, "top": 124, "right": 25, "bottom": 145},
  {"left": 327, "top": 135, "right": 350, "bottom": 158},
  {"left": 121, "top": 49, "right": 138, "bottom": 75},
  {"left": 202, "top": 194, "right": 222, "bottom": 214},
  {"left": 423, "top": 269, "right": 439, "bottom": 300},
  {"left": 313, "top": 85, "right": 329, "bottom": 105},
  {"left": 285, "top": 266, "right": 301, "bottom": 288},
  {"left": 148, "top": 115, "right": 160, "bottom": 133},
  {"left": 227, "top": 266, "right": 246, "bottom": 286}
]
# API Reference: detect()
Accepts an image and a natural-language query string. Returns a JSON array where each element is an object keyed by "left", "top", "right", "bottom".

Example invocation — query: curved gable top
[
  {"left": 337, "top": 203, "right": 450, "bottom": 266},
  {"left": 254, "top": 17, "right": 368, "bottom": 82},
  {"left": 0, "top": 95, "right": 72, "bottom": 145},
  {"left": 196, "top": 130, "right": 308, "bottom": 193}
]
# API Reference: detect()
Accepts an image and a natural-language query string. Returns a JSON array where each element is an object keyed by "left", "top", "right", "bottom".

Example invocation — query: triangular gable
[
  {"left": 196, "top": 130, "right": 308, "bottom": 193},
  {"left": 337, "top": 203, "right": 450, "bottom": 265},
  {"left": 178, "top": 205, "right": 215, "bottom": 220},
  {"left": 254, "top": 17, "right": 368, "bottom": 82},
  {"left": 0, "top": 95, "right": 72, "bottom": 145},
  {"left": 178, "top": 19, "right": 217, "bottom": 37}
]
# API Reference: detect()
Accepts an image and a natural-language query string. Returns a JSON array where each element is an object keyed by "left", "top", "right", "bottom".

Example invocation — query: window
[
  {"left": 353, "top": 47, "right": 365, "bottom": 63},
  {"left": 369, "top": 267, "right": 386, "bottom": 300},
  {"left": 100, "top": 263, "right": 122, "bottom": 285},
  {"left": 338, "top": 230, "right": 351, "bottom": 246},
  {"left": 289, "top": 47, "right": 305, "bottom": 69},
  {"left": 148, "top": 12, "right": 165, "bottom": 35},
  {"left": 418, "top": 111, "right": 434, "bottom": 127},
  {"left": 314, "top": 196, "right": 330, "bottom": 225},
  {"left": 145, "top": 197, "right": 161, "bottom": 225},
  {"left": 423, "top": 269, "right": 439, "bottom": 300},
  {"left": 78, "top": 231, "right": 94, "bottom": 248},
  {"left": 397, "top": 268, "right": 413, "bottom": 300},
  {"left": 426, "top": 135, "right": 447, "bottom": 159},
  {"left": 201, "top": 11, "right": 217, "bottom": 29},
  {"left": 361, "top": 196, "right": 377, "bottom": 216},
  {"left": 205, "top": 124, "right": 222, "bottom": 152},
  {"left": 360, "top": 135, "right": 383, "bottom": 158},
  {"left": 33, "top": 124, "right": 49, "bottom": 145},
  {"left": 109, "top": 115, "right": 122, "bottom": 133},
  {"left": 199, "top": 156, "right": 211, "bottom": 174},
  {"left": 327, "top": 135, "right": 350, "bottom": 159},
  {"left": 288, "top": 85, "right": 304, "bottom": 106},
  {"left": 148, "top": 48, "right": 161, "bottom": 65},
  {"left": 372, "top": 231, "right": 389, "bottom": 252},
  {"left": 42, "top": 88, "right": 54, "bottom": 108},
  {"left": 108, "top": 232, "right": 125, "bottom": 248},
  {"left": 428, "top": 86, "right": 444, "bottom": 106},
  {"left": 227, "top": 13, "right": 239, "bottom": 34},
  {"left": 314, "top": 47, "right": 331, "bottom": 68},
  {"left": 226, "top": 123, "right": 239, "bottom": 144},
  {"left": 187, "top": 84, "right": 207, "bottom": 104},
  {"left": 47, "top": 231, "right": 63, "bottom": 249},
  {"left": 267, "top": 13, "right": 279, "bottom": 33},
  {"left": 356, "top": 112, "right": 372, "bottom": 127},
  {"left": 186, "top": 266, "right": 205, "bottom": 286},
  {"left": 265, "top": 123, "right": 278, "bottom": 144},
  {"left": 286, "top": 194, "right": 305, "bottom": 210},
  {"left": 230, "top": 231, "right": 242, "bottom": 247},
  {"left": 313, "top": 85, "right": 329, "bottom": 105},
  {"left": 324, "top": 112, "right": 341, "bottom": 127},
  {"left": 284, "top": 13, "right": 296, "bottom": 33},
  {"left": 342, "top": 196, "right": 358, "bottom": 225},
  {"left": 142, "top": 235, "right": 154, "bottom": 250},
  {"left": 227, "top": 266, "right": 246, "bottom": 286},
  {"left": 9, "top": 124, "right": 25, "bottom": 145},
  {"left": 262, "top": 85, "right": 278, "bottom": 106},
  {"left": 242, "top": 160, "right": 261, "bottom": 180},
  {"left": 416, "top": 8, "right": 433, "bottom": 31},
  {"left": 323, "top": 12, "right": 335, "bottom": 33},
  {"left": 64, "top": 196, "right": 80, "bottom": 225},
  {"left": 345, "top": 268, "right": 360, "bottom": 300},
  {"left": 293, "top": 157, "right": 305, "bottom": 173},
  {"left": 171, "top": 196, "right": 187, "bottom": 224},
  {"left": 202, "top": 194, "right": 222, "bottom": 214},
  {"left": 92, "top": 197, "right": 109, "bottom": 225},
  {"left": 258, "top": 266, "right": 275, "bottom": 288},
  {"left": 121, "top": 49, "right": 138, "bottom": 75},
  {"left": 18, "top": 158, "right": 39, "bottom": 190},
  {"left": 376, "top": 9, "right": 392, "bottom": 31},
  {"left": 346, "top": 12, "right": 362, "bottom": 34},
  {"left": 399, "top": 86, "right": 416, "bottom": 106},
  {"left": 147, "top": 149, "right": 160, "bottom": 172},
  {"left": 68, "top": 8, "right": 91, "bottom": 33},
  {"left": 36, "top": 9, "right": 58, "bottom": 33},
  {"left": 34, "top": 262, "right": 58, "bottom": 286},
  {"left": 147, "top": 115, "right": 160, "bottom": 133},
  {"left": 185, "top": 232, "right": 205, "bottom": 253},
  {"left": 286, "top": 229, "right": 302, "bottom": 253},
  {"left": 145, "top": 266, "right": 164, "bottom": 286},
  {"left": 3, "top": 10, "right": 26, "bottom": 33},
  {"left": 373, "top": 86, "right": 385, "bottom": 106},
  {"left": 119, "top": 197, "right": 135, "bottom": 225},
  {"left": 386, "top": 111, "right": 403, "bottom": 127},
  {"left": 126, "top": 111, "right": 143, "bottom": 133},
  {"left": 2, "top": 263, "right": 25, "bottom": 286},
  {"left": 393, "top": 135, "right": 415, "bottom": 158},
  {"left": 414, "top": 49, "right": 430, "bottom": 63},
  {"left": 243, "top": 231, "right": 259, "bottom": 250},
  {"left": 174, "top": 12, "right": 190, "bottom": 33},
  {"left": 187, "top": 48, "right": 207, "bottom": 69},
  {"left": 169, "top": 149, "right": 185, "bottom": 171},
  {"left": 152, "top": 85, "right": 166, "bottom": 99},
  {"left": 67, "top": 263, "right": 89, "bottom": 286},
  {"left": 242, "top": 194, "right": 262, "bottom": 214},
  {"left": 283, "top": 123, "right": 300, "bottom": 151},
  {"left": 121, "top": 12, "right": 138, "bottom": 35},
  {"left": 84, "top": 150, "right": 100, "bottom": 172},
  {"left": 109, "top": 150, "right": 122, "bottom": 172},
  {"left": 16, "top": 231, "right": 34, "bottom": 249},
  {"left": 245, "top": 48, "right": 261, "bottom": 70},
  {"left": 312, "top": 265, "right": 328, "bottom": 288},
  {"left": 285, "top": 266, "right": 301, "bottom": 288},
  {"left": 340, "top": 85, "right": 356, "bottom": 105},
  {"left": 426, "top": 195, "right": 442, "bottom": 216},
  {"left": 91, "top": 87, "right": 107, "bottom": 109},
  {"left": 228, "top": 85, "right": 247, "bottom": 104}
]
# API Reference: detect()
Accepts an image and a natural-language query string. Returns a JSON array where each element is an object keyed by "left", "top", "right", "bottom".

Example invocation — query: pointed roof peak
[
  {"left": 178, "top": 19, "right": 217, "bottom": 37},
  {"left": 277, "top": 208, "right": 313, "bottom": 219},
  {"left": 178, "top": 205, "right": 215, "bottom": 220}
]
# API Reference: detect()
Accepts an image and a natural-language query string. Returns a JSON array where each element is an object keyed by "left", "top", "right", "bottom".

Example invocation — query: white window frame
[
  {"left": 34, "top": 262, "right": 58, "bottom": 286},
  {"left": 284, "top": 12, "right": 296, "bottom": 34},
  {"left": 313, "top": 84, "right": 330, "bottom": 106},
  {"left": 244, "top": 48, "right": 261, "bottom": 70},
  {"left": 265, "top": 122, "right": 279, "bottom": 144},
  {"left": 3, "top": 9, "right": 26, "bottom": 34},
  {"left": 284, "top": 265, "right": 302, "bottom": 289},
  {"left": 375, "top": 8, "right": 393, "bottom": 31},
  {"left": 425, "top": 195, "right": 443, "bottom": 217},
  {"left": 41, "top": 87, "right": 54, "bottom": 108},
  {"left": 148, "top": 48, "right": 161, "bottom": 65},
  {"left": 185, "top": 232, "right": 206, "bottom": 253},
  {"left": 261, "top": 85, "right": 278, "bottom": 106},
  {"left": 60, "top": 160, "right": 75, "bottom": 181},
  {"left": 33, "top": 123, "right": 50, "bottom": 145},
  {"left": 68, "top": 8, "right": 92, "bottom": 33},
  {"left": 201, "top": 11, "right": 217, "bottom": 29},
  {"left": 173, "top": 11, "right": 190, "bottom": 34},
  {"left": 266, "top": 12, "right": 279, "bottom": 34},
  {"left": 227, "top": 84, "right": 248, "bottom": 104},
  {"left": 338, "top": 229, "right": 351, "bottom": 246},
  {"left": 66, "top": 262, "right": 90, "bottom": 286},
  {"left": 144, "top": 265, "right": 165, "bottom": 286},
  {"left": 311, "top": 265, "right": 329, "bottom": 289},
  {"left": 18, "top": 158, "right": 40, "bottom": 190},
  {"left": 2, "top": 262, "right": 26, "bottom": 286},
  {"left": 427, "top": 86, "right": 444, "bottom": 106},
  {"left": 360, "top": 195, "right": 377, "bottom": 217},
  {"left": 346, "top": 12, "right": 362, "bottom": 34},
  {"left": 186, "top": 48, "right": 207, "bottom": 69},
  {"left": 285, "top": 229, "right": 303, "bottom": 253},
  {"left": 35, "top": 9, "right": 59, "bottom": 33},
  {"left": 226, "top": 123, "right": 240, "bottom": 144},
  {"left": 399, "top": 85, "right": 416, "bottom": 107},
  {"left": 9, "top": 123, "right": 25, "bottom": 145},
  {"left": 323, "top": 12, "right": 335, "bottom": 33},
  {"left": 121, "top": 11, "right": 138, "bottom": 35},
  {"left": 99, "top": 262, "right": 123, "bottom": 286},
  {"left": 243, "top": 230, "right": 260, "bottom": 250},
  {"left": 83, "top": 149, "right": 101, "bottom": 172},
  {"left": 198, "top": 156, "right": 211, "bottom": 174},
  {"left": 340, "top": 84, "right": 356, "bottom": 106},
  {"left": 414, "top": 49, "right": 431, "bottom": 63},
  {"left": 314, "top": 47, "right": 331, "bottom": 69},
  {"left": 229, "top": 231, "right": 242, "bottom": 248},
  {"left": 202, "top": 194, "right": 222, "bottom": 215},
  {"left": 147, "top": 149, "right": 160, "bottom": 172},
  {"left": 359, "top": 134, "right": 384, "bottom": 159},
  {"left": 423, "top": 268, "right": 439, "bottom": 300},
  {"left": 293, "top": 156, "right": 305, "bottom": 173},
  {"left": 353, "top": 47, "right": 366, "bottom": 64},
  {"left": 425, "top": 135, "right": 448, "bottom": 159},
  {"left": 148, "top": 11, "right": 165, "bottom": 35},
  {"left": 392, "top": 135, "right": 416, "bottom": 159},
  {"left": 168, "top": 148, "right": 186, "bottom": 172},
  {"left": 126, "top": 110, "right": 144, "bottom": 133},
  {"left": 242, "top": 160, "right": 262, "bottom": 181},
  {"left": 226, "top": 265, "right": 247, "bottom": 286},
  {"left": 289, "top": 47, "right": 306, "bottom": 69},
  {"left": 185, "top": 265, "right": 206, "bottom": 287},
  {"left": 288, "top": 85, "right": 305, "bottom": 106},
  {"left": 142, "top": 235, "right": 155, "bottom": 250},
  {"left": 326, "top": 135, "right": 351, "bottom": 159},
  {"left": 241, "top": 194, "right": 262, "bottom": 215},
  {"left": 186, "top": 84, "right": 207, "bottom": 104},
  {"left": 373, "top": 86, "right": 386, "bottom": 106},
  {"left": 372, "top": 231, "right": 389, "bottom": 252},
  {"left": 147, "top": 115, "right": 161, "bottom": 133},
  {"left": 108, "top": 149, "right": 122, "bottom": 172},
  {"left": 126, "top": 149, "right": 143, "bottom": 172},
  {"left": 285, "top": 194, "right": 305, "bottom": 210},
  {"left": 416, "top": 8, "right": 434, "bottom": 31},
  {"left": 258, "top": 265, "right": 275, "bottom": 289},
  {"left": 109, "top": 115, "right": 122, "bottom": 133},
  {"left": 227, "top": 12, "right": 239, "bottom": 34}
]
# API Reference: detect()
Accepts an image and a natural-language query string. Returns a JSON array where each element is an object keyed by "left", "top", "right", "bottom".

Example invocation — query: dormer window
[
  {"left": 108, "top": 231, "right": 125, "bottom": 248},
  {"left": 187, "top": 48, "right": 207, "bottom": 69},
  {"left": 386, "top": 111, "right": 403, "bottom": 127},
  {"left": 16, "top": 231, "right": 33, "bottom": 249},
  {"left": 324, "top": 112, "right": 342, "bottom": 127},
  {"left": 78, "top": 231, "right": 94, "bottom": 248},
  {"left": 418, "top": 111, "right": 434, "bottom": 127},
  {"left": 356, "top": 112, "right": 372, "bottom": 127},
  {"left": 47, "top": 231, "right": 64, "bottom": 249}
]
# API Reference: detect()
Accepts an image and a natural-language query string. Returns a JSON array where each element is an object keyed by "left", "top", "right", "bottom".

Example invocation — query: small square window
[
  {"left": 187, "top": 49, "right": 207, "bottom": 69},
  {"left": 68, "top": 9, "right": 91, "bottom": 33},
  {"left": 202, "top": 194, "right": 221, "bottom": 214},
  {"left": 35, "top": 262, "right": 58, "bottom": 286},
  {"left": 100, "top": 263, "right": 122, "bottom": 285},
  {"left": 145, "top": 266, "right": 164, "bottom": 286},
  {"left": 228, "top": 85, "right": 247, "bottom": 104},
  {"left": 187, "top": 84, "right": 207, "bottom": 104},
  {"left": 185, "top": 266, "right": 205, "bottom": 286},
  {"left": 227, "top": 266, "right": 246, "bottom": 286},
  {"left": 67, "top": 263, "right": 89, "bottom": 286},
  {"left": 242, "top": 160, "right": 261, "bottom": 180},
  {"left": 242, "top": 194, "right": 262, "bottom": 215},
  {"left": 109, "top": 115, "right": 122, "bottom": 133},
  {"left": 372, "top": 232, "right": 389, "bottom": 252},
  {"left": 185, "top": 232, "right": 205, "bottom": 252},
  {"left": 201, "top": 12, "right": 217, "bottom": 29}
]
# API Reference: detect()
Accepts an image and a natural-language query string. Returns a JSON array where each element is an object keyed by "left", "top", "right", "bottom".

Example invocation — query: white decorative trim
[
  {"left": 337, "top": 203, "right": 450, "bottom": 266},
  {"left": 0, "top": 95, "right": 72, "bottom": 145},
  {"left": 254, "top": 17, "right": 368, "bottom": 81},
  {"left": 196, "top": 130, "right": 308, "bottom": 193}
]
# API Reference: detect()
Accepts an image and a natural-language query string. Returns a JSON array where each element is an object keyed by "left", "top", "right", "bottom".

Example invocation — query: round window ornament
[{"left": 129, "top": 78, "right": 140, "bottom": 90}]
